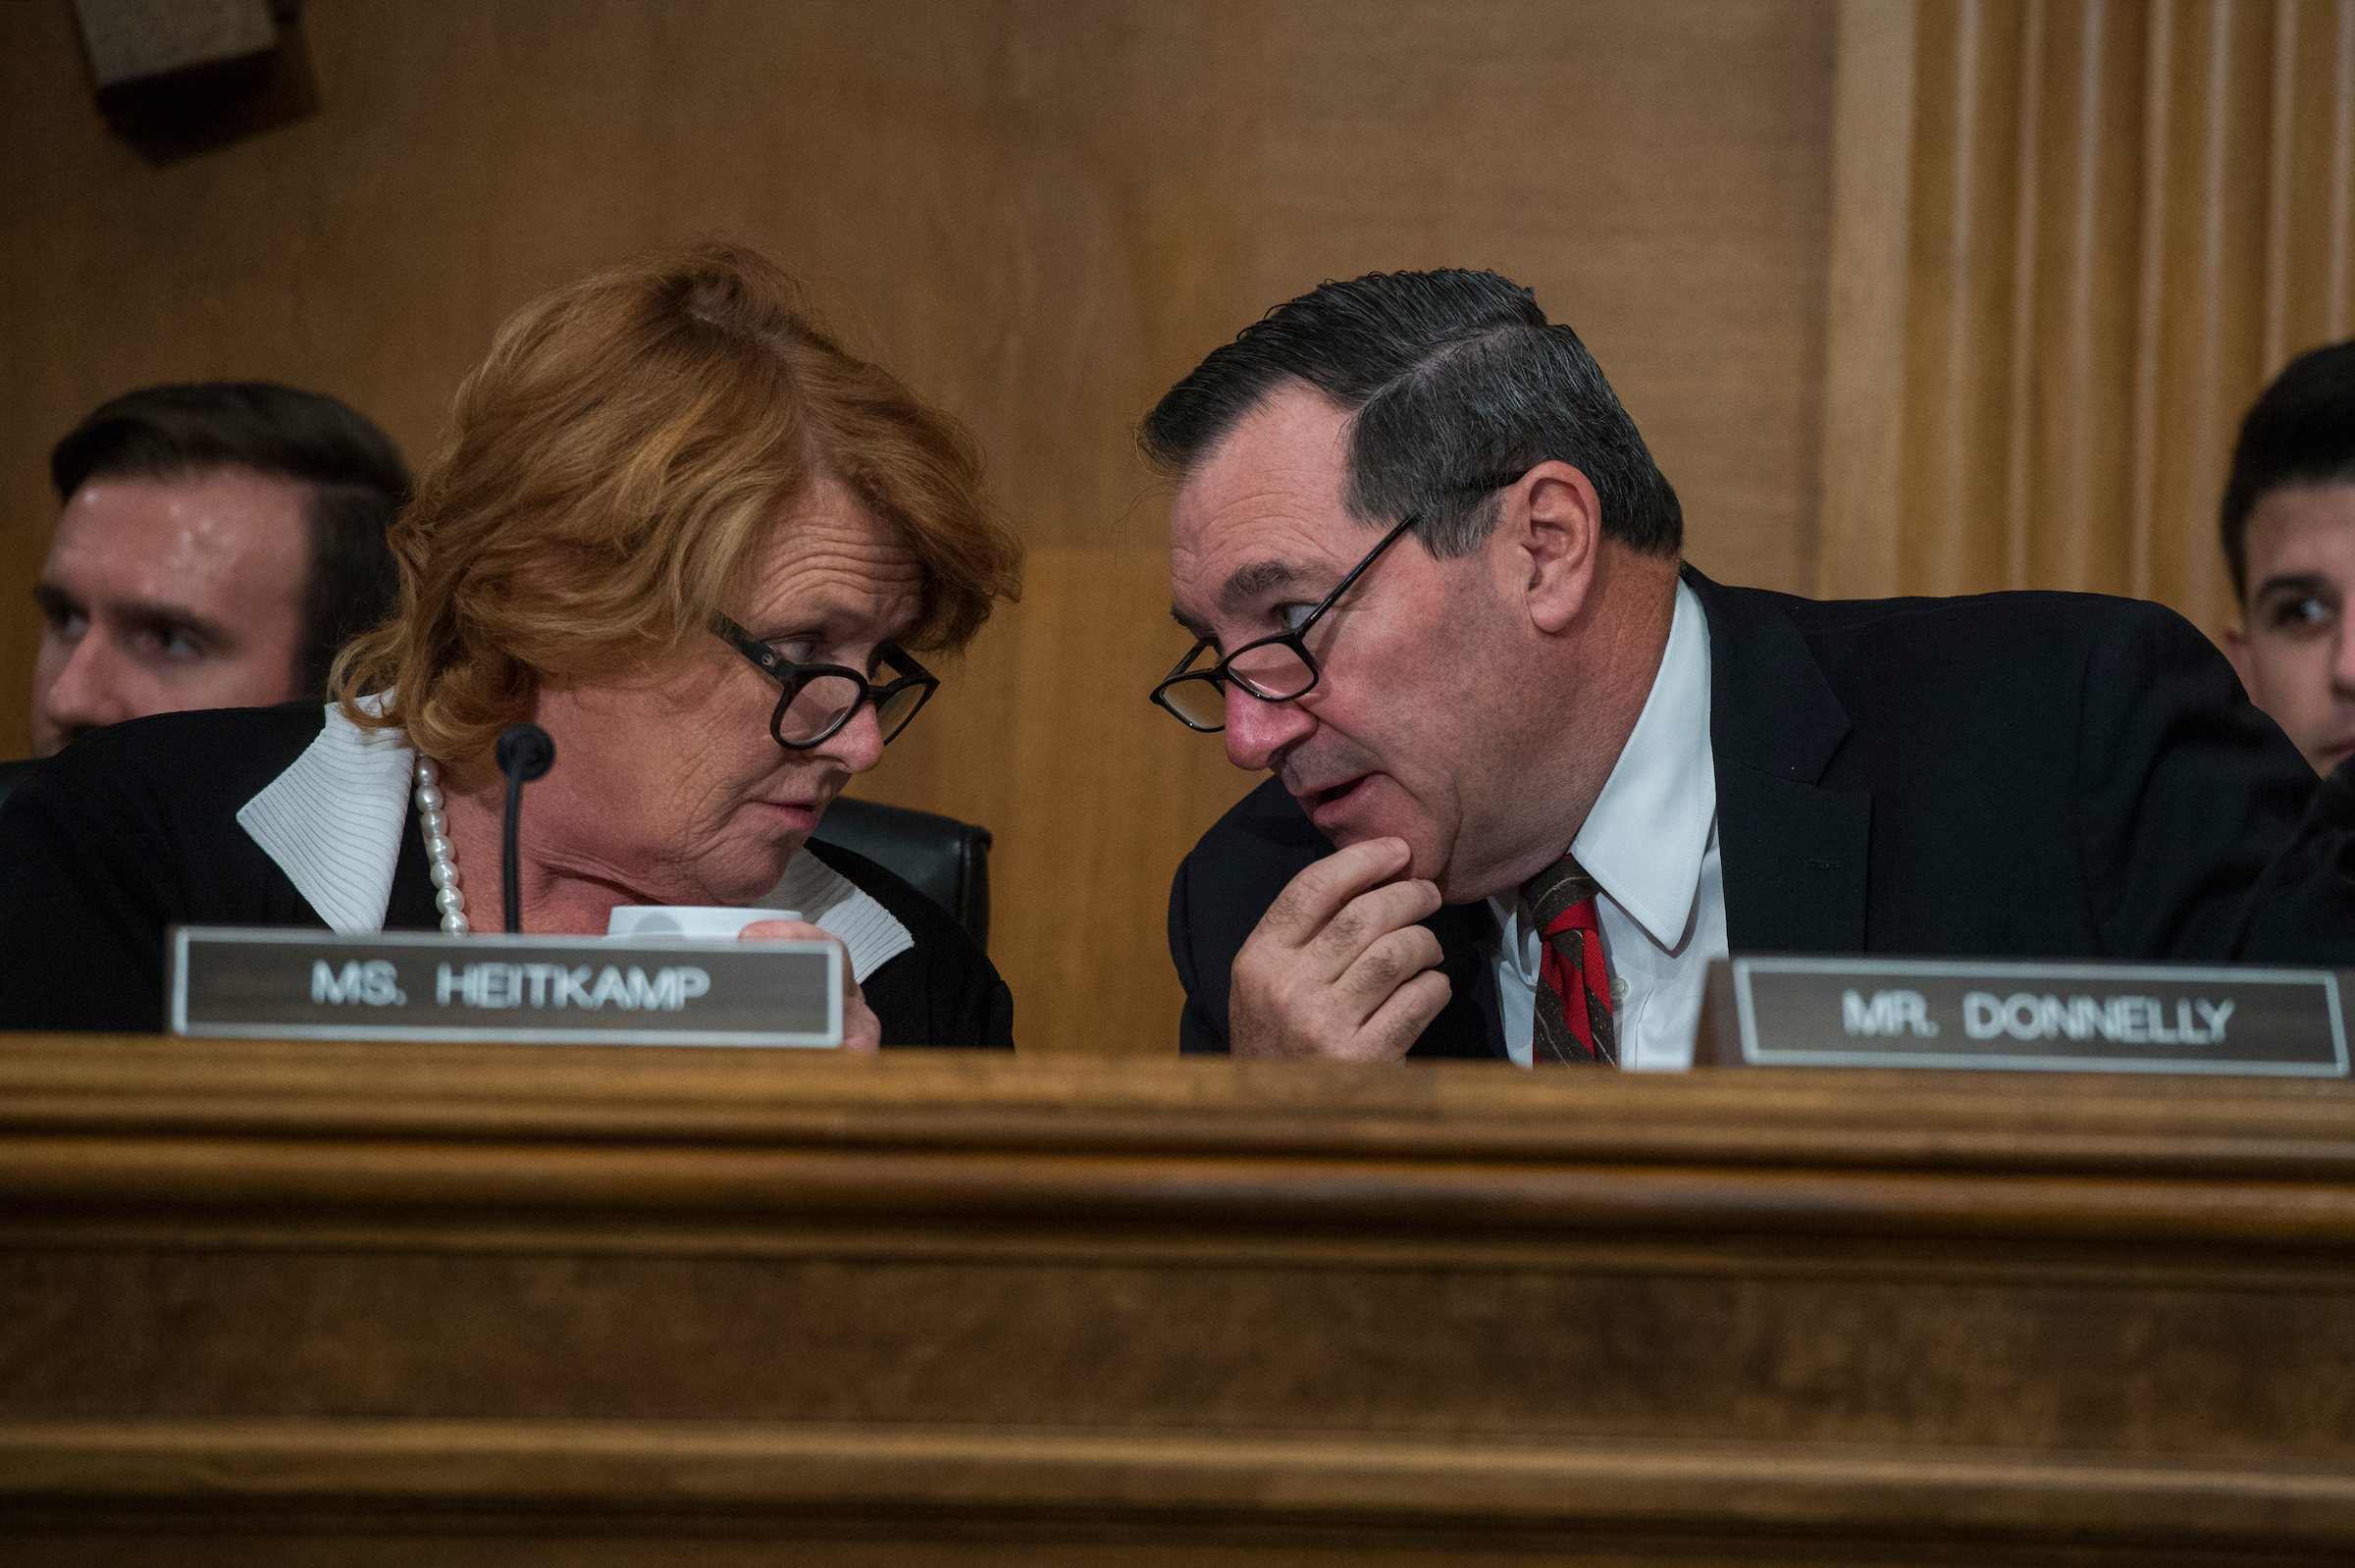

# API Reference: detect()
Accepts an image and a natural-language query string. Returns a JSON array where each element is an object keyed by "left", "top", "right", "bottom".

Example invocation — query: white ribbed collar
[
  {"left": 1564, "top": 578, "right": 1716, "bottom": 948},
  {"left": 770, "top": 849, "right": 915, "bottom": 981},
  {"left": 235, "top": 701, "right": 913, "bottom": 980},
  {"left": 236, "top": 701, "right": 412, "bottom": 934}
]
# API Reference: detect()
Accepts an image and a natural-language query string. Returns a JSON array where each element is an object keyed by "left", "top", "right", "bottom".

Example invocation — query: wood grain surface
[
  {"left": 1826, "top": 0, "right": 2355, "bottom": 630},
  {"left": 2, "top": 1032, "right": 2353, "bottom": 1562}
]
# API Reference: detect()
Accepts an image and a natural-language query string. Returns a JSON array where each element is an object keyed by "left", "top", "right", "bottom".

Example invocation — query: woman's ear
[{"left": 1500, "top": 461, "right": 1604, "bottom": 634}]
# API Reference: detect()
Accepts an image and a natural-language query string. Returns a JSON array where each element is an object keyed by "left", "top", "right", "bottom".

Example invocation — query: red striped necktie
[{"left": 1526, "top": 853, "right": 1617, "bottom": 1067}]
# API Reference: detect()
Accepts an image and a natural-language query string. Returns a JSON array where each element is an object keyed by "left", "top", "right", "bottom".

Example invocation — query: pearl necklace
[{"left": 412, "top": 757, "right": 471, "bottom": 935}]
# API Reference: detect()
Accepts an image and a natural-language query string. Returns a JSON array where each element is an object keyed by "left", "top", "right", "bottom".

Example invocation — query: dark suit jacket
[
  {"left": 1169, "top": 568, "right": 2355, "bottom": 1059},
  {"left": 0, "top": 705, "right": 1015, "bottom": 1048}
]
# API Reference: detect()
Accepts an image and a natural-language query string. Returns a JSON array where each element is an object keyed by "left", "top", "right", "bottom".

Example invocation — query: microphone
[{"left": 494, "top": 723, "right": 555, "bottom": 934}]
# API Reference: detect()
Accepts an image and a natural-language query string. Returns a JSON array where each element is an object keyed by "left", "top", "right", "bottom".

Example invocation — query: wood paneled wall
[
  {"left": 1824, "top": 0, "right": 2355, "bottom": 634},
  {"left": 0, "top": 0, "right": 1837, "bottom": 1054}
]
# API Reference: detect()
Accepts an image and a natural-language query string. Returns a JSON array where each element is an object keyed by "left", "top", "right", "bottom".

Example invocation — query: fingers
[
  {"left": 1360, "top": 968, "right": 1453, "bottom": 1057},
  {"left": 1333, "top": 920, "right": 1445, "bottom": 1019},
  {"left": 1229, "top": 843, "right": 1450, "bottom": 1062},
  {"left": 738, "top": 919, "right": 879, "bottom": 1051},
  {"left": 1257, "top": 837, "right": 1418, "bottom": 948},
  {"left": 739, "top": 918, "right": 827, "bottom": 942},
  {"left": 1311, "top": 878, "right": 1443, "bottom": 978},
  {"left": 838, "top": 994, "right": 883, "bottom": 1052}
]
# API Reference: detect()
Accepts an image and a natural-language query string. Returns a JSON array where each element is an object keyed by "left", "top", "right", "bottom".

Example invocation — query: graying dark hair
[{"left": 1139, "top": 269, "right": 1680, "bottom": 559}]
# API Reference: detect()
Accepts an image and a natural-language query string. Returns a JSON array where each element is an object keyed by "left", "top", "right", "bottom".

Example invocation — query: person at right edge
[
  {"left": 1144, "top": 268, "right": 2355, "bottom": 1068},
  {"left": 2219, "top": 338, "right": 2355, "bottom": 778}
]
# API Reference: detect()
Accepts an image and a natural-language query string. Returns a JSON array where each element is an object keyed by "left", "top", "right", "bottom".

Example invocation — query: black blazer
[
  {"left": 1169, "top": 569, "right": 2355, "bottom": 1059},
  {"left": 0, "top": 705, "right": 1015, "bottom": 1048}
]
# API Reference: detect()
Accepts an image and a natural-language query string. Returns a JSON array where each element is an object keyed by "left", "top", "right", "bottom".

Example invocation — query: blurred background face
[
  {"left": 2224, "top": 484, "right": 2355, "bottom": 776},
  {"left": 29, "top": 468, "right": 312, "bottom": 758},
  {"left": 520, "top": 477, "right": 926, "bottom": 906}
]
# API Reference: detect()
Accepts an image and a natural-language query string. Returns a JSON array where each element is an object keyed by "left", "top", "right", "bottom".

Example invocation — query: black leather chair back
[{"left": 806, "top": 796, "right": 993, "bottom": 948}]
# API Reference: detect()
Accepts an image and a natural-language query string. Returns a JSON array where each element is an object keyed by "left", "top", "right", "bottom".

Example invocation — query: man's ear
[
  {"left": 1500, "top": 460, "right": 1604, "bottom": 634},
  {"left": 2222, "top": 615, "right": 2258, "bottom": 698}
]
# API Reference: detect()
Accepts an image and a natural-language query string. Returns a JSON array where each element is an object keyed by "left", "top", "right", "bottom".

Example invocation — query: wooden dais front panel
[{"left": 1, "top": 1035, "right": 2352, "bottom": 1564}]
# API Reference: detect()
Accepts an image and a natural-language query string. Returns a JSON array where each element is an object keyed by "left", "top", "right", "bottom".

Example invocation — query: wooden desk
[{"left": 1, "top": 1034, "right": 2351, "bottom": 1564}]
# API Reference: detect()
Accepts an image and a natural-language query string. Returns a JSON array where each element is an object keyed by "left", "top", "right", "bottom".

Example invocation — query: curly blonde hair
[{"left": 334, "top": 241, "right": 1022, "bottom": 763}]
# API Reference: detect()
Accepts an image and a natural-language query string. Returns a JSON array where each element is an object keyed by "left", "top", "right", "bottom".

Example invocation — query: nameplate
[
  {"left": 167, "top": 926, "right": 842, "bottom": 1047},
  {"left": 1698, "top": 956, "right": 2347, "bottom": 1075}
]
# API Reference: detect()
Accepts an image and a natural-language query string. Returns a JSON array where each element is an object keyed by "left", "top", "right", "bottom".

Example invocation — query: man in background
[
  {"left": 1143, "top": 269, "right": 2350, "bottom": 1067},
  {"left": 28, "top": 382, "right": 408, "bottom": 758},
  {"left": 2220, "top": 340, "right": 2355, "bottom": 777}
]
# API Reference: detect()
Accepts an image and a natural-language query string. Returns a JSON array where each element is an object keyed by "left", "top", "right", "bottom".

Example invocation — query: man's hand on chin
[{"left": 1228, "top": 835, "right": 1451, "bottom": 1061}]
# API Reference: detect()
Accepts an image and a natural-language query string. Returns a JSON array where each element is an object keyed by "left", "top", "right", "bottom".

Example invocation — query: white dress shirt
[{"left": 1487, "top": 580, "right": 1725, "bottom": 1071}]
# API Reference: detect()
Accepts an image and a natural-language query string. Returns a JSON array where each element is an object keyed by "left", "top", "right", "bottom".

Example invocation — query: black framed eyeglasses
[
  {"left": 1150, "top": 473, "right": 1527, "bottom": 733},
  {"left": 712, "top": 614, "right": 940, "bottom": 750}
]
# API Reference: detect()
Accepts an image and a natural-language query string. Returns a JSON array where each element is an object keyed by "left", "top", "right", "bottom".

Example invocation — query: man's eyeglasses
[
  {"left": 712, "top": 614, "right": 939, "bottom": 750},
  {"left": 1150, "top": 474, "right": 1525, "bottom": 733}
]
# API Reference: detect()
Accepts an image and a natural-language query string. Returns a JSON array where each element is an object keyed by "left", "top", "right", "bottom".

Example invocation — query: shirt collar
[
  {"left": 1564, "top": 577, "right": 1715, "bottom": 948},
  {"left": 235, "top": 698, "right": 916, "bottom": 978},
  {"left": 236, "top": 701, "right": 414, "bottom": 934}
]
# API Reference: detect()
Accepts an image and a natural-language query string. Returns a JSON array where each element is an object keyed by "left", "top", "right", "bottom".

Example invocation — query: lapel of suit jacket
[
  {"left": 1385, "top": 899, "right": 1497, "bottom": 1054},
  {"left": 1411, "top": 900, "right": 1506, "bottom": 1060},
  {"left": 1685, "top": 567, "right": 1872, "bottom": 953}
]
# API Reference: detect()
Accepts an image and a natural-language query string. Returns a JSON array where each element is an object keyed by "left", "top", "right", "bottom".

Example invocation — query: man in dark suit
[{"left": 1142, "top": 269, "right": 2350, "bottom": 1067}]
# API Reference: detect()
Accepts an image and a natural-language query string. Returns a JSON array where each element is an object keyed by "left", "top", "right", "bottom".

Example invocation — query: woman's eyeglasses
[{"left": 712, "top": 614, "right": 939, "bottom": 750}]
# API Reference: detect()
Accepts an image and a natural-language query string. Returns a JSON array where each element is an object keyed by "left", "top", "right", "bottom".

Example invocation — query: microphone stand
[{"left": 494, "top": 723, "right": 556, "bottom": 934}]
